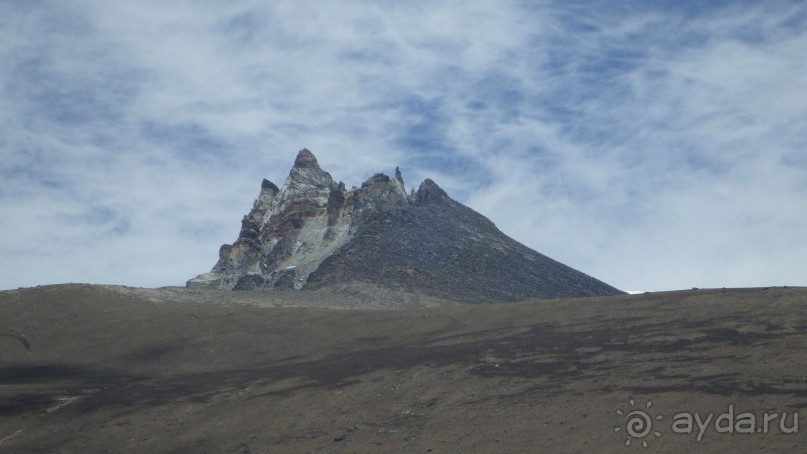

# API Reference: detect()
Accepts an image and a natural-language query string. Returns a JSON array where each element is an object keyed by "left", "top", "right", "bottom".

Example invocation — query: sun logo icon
[{"left": 614, "top": 399, "right": 663, "bottom": 448}]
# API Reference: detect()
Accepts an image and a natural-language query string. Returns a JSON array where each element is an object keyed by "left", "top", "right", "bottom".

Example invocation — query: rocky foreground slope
[
  {"left": 188, "top": 149, "right": 622, "bottom": 302},
  {"left": 1, "top": 284, "right": 805, "bottom": 453}
]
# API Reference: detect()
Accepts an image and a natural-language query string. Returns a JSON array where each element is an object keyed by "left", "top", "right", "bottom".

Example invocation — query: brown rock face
[{"left": 187, "top": 149, "right": 624, "bottom": 302}]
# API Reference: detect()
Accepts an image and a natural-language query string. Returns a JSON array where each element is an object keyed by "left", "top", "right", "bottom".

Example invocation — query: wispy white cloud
[
  {"left": 1, "top": 0, "right": 805, "bottom": 291},
  {"left": 461, "top": 2, "right": 807, "bottom": 290}
]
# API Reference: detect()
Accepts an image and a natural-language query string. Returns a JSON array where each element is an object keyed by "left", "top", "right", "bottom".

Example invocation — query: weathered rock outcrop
[
  {"left": 187, "top": 149, "right": 409, "bottom": 290},
  {"left": 188, "top": 149, "right": 624, "bottom": 302}
]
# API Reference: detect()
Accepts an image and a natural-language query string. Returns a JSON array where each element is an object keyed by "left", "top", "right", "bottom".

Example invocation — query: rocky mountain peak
[
  {"left": 187, "top": 148, "right": 624, "bottom": 303},
  {"left": 292, "top": 148, "right": 320, "bottom": 169},
  {"left": 415, "top": 178, "right": 451, "bottom": 205},
  {"left": 188, "top": 149, "right": 412, "bottom": 291},
  {"left": 286, "top": 149, "right": 335, "bottom": 192}
]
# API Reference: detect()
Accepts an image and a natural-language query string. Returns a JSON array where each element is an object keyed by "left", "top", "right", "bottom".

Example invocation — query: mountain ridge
[{"left": 187, "top": 149, "right": 623, "bottom": 302}]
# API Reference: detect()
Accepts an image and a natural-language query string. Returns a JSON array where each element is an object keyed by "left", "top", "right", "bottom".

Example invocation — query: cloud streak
[{"left": 1, "top": 0, "right": 805, "bottom": 291}]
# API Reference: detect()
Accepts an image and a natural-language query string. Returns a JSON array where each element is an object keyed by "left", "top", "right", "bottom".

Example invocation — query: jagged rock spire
[
  {"left": 293, "top": 148, "right": 320, "bottom": 169},
  {"left": 287, "top": 149, "right": 335, "bottom": 191},
  {"left": 261, "top": 178, "right": 279, "bottom": 194},
  {"left": 188, "top": 149, "right": 418, "bottom": 290}
]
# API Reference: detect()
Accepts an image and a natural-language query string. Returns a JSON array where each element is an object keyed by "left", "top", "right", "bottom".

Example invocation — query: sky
[{"left": 1, "top": 0, "right": 805, "bottom": 293}]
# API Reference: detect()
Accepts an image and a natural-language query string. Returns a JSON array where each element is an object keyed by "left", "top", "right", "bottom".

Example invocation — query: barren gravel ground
[
  {"left": 101, "top": 283, "right": 456, "bottom": 309},
  {"left": 1, "top": 284, "right": 806, "bottom": 453}
]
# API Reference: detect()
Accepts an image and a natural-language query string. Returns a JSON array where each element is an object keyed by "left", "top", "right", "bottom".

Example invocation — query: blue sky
[{"left": 1, "top": 0, "right": 805, "bottom": 292}]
